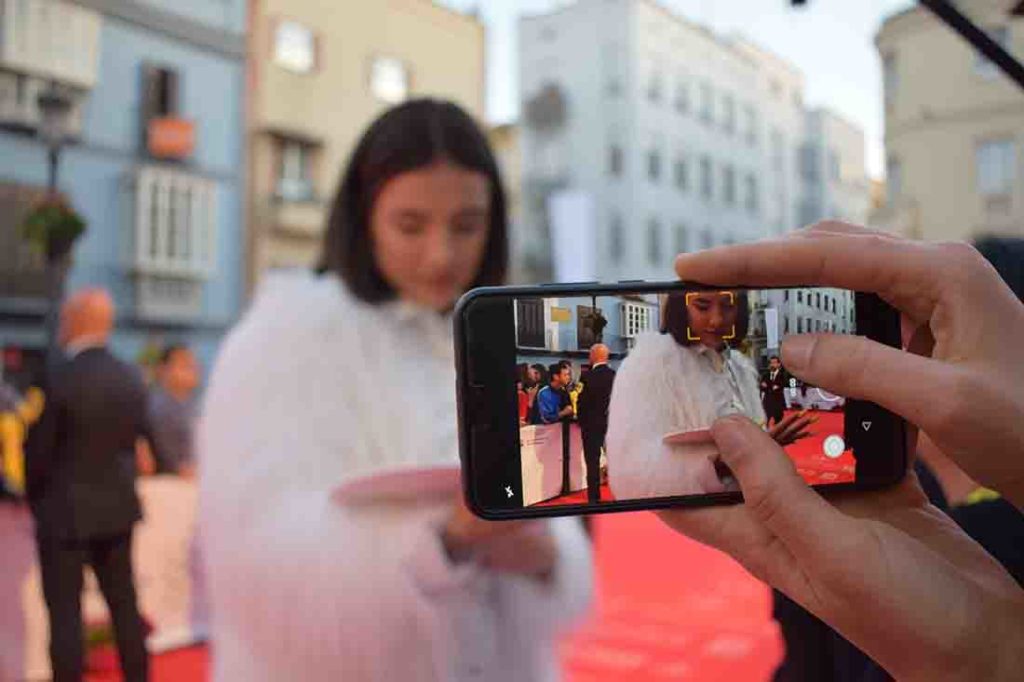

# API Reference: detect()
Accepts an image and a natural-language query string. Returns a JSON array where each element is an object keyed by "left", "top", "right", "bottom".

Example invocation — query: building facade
[
  {"left": 246, "top": 0, "right": 485, "bottom": 289},
  {"left": 0, "top": 0, "right": 247, "bottom": 383},
  {"left": 874, "top": 0, "right": 1023, "bottom": 241},
  {"left": 516, "top": 0, "right": 809, "bottom": 284},
  {"left": 799, "top": 108, "right": 872, "bottom": 227}
]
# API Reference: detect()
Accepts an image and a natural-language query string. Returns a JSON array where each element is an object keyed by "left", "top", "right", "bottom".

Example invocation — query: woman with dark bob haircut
[
  {"left": 199, "top": 99, "right": 592, "bottom": 682},
  {"left": 606, "top": 289, "right": 811, "bottom": 500}
]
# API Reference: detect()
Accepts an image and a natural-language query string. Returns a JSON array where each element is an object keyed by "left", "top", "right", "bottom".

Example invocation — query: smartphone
[{"left": 454, "top": 281, "right": 907, "bottom": 519}]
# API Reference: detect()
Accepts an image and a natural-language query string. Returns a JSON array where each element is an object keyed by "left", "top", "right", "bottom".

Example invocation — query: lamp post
[{"left": 36, "top": 84, "right": 74, "bottom": 357}]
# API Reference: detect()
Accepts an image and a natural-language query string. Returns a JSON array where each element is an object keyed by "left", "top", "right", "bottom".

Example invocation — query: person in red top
[{"left": 517, "top": 380, "right": 530, "bottom": 425}]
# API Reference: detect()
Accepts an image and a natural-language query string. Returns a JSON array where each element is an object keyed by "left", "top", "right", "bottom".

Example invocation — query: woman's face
[
  {"left": 371, "top": 161, "right": 491, "bottom": 311},
  {"left": 686, "top": 291, "right": 739, "bottom": 350}
]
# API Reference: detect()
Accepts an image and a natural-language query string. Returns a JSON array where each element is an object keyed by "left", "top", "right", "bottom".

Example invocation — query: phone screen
[{"left": 456, "top": 283, "right": 906, "bottom": 517}]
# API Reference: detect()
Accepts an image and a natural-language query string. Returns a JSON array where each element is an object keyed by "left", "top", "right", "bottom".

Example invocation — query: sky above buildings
[{"left": 438, "top": 0, "right": 915, "bottom": 179}]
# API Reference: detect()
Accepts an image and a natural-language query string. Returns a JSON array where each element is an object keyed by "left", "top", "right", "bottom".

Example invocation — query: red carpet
[
  {"left": 536, "top": 484, "right": 616, "bottom": 506},
  {"left": 88, "top": 515, "right": 781, "bottom": 681},
  {"left": 781, "top": 409, "right": 856, "bottom": 486}
]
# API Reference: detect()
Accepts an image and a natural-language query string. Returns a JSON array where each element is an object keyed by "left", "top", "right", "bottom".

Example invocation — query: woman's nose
[{"left": 423, "top": 230, "right": 455, "bottom": 270}]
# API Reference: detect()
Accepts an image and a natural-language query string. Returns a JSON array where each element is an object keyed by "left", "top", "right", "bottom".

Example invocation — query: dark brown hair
[
  {"left": 661, "top": 290, "right": 750, "bottom": 347},
  {"left": 317, "top": 98, "right": 508, "bottom": 303}
]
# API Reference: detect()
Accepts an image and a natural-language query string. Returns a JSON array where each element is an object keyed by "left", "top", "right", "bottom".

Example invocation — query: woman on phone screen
[
  {"left": 607, "top": 290, "right": 810, "bottom": 499},
  {"left": 198, "top": 99, "right": 592, "bottom": 681}
]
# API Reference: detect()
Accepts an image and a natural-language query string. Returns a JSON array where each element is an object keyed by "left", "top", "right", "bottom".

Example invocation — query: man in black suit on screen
[
  {"left": 760, "top": 355, "right": 788, "bottom": 428},
  {"left": 26, "top": 288, "right": 151, "bottom": 682},
  {"left": 576, "top": 344, "right": 616, "bottom": 503}
]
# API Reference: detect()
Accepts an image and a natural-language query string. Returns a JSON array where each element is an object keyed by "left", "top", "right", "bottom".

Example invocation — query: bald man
[
  {"left": 576, "top": 344, "right": 616, "bottom": 503},
  {"left": 26, "top": 288, "right": 150, "bottom": 681}
]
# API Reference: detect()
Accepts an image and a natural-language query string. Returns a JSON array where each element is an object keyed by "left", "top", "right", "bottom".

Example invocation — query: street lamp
[
  {"left": 37, "top": 84, "right": 72, "bottom": 193},
  {"left": 36, "top": 83, "right": 75, "bottom": 356}
]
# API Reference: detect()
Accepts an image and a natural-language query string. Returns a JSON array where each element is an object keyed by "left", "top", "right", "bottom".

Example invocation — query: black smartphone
[{"left": 454, "top": 281, "right": 907, "bottom": 519}]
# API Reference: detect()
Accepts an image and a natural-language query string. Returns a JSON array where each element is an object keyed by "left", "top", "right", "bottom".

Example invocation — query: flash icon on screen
[
  {"left": 823, "top": 435, "right": 846, "bottom": 459},
  {"left": 505, "top": 486, "right": 513, "bottom": 498}
]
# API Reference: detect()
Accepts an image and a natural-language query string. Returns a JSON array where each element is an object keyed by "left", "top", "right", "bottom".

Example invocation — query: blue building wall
[{"left": 0, "top": 1, "right": 246, "bottom": 377}]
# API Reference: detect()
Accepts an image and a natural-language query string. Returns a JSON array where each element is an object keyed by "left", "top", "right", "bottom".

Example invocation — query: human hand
[
  {"left": 768, "top": 410, "right": 815, "bottom": 446},
  {"left": 675, "top": 222, "right": 1024, "bottom": 506},
  {"left": 441, "top": 500, "right": 555, "bottom": 581},
  {"left": 660, "top": 416, "right": 1024, "bottom": 682}
]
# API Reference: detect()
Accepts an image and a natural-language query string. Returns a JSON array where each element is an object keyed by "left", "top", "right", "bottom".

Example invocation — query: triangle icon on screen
[{"left": 862, "top": 421, "right": 872, "bottom": 431}]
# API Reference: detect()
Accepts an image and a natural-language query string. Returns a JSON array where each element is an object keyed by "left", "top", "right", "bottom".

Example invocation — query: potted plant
[{"left": 20, "top": 197, "right": 86, "bottom": 261}]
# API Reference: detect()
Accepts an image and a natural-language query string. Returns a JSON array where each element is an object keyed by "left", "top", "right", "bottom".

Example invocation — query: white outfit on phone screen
[
  {"left": 198, "top": 271, "right": 592, "bottom": 682},
  {"left": 606, "top": 332, "right": 765, "bottom": 500}
]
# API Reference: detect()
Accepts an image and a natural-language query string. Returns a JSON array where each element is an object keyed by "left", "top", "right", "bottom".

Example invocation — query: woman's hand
[
  {"left": 768, "top": 410, "right": 815, "bottom": 446},
  {"left": 441, "top": 500, "right": 556, "bottom": 581}
]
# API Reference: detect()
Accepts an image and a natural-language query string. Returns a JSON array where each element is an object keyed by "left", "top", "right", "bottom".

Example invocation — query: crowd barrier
[
  {"left": 519, "top": 422, "right": 589, "bottom": 506},
  {"left": 0, "top": 476, "right": 204, "bottom": 681}
]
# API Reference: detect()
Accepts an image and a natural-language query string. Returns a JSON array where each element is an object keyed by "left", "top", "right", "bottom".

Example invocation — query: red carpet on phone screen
[{"left": 88, "top": 410, "right": 864, "bottom": 681}]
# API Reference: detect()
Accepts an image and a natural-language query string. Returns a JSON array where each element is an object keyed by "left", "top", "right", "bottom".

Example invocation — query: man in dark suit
[
  {"left": 576, "top": 344, "right": 616, "bottom": 503},
  {"left": 760, "top": 355, "right": 788, "bottom": 428},
  {"left": 26, "top": 289, "right": 150, "bottom": 682}
]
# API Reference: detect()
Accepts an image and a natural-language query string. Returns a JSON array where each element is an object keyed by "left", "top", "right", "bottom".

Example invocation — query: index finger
[{"left": 673, "top": 226, "right": 944, "bottom": 320}]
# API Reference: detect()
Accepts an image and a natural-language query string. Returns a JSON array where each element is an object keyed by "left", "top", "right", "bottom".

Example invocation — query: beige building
[
  {"left": 874, "top": 1, "right": 1024, "bottom": 242},
  {"left": 246, "top": 0, "right": 486, "bottom": 289}
]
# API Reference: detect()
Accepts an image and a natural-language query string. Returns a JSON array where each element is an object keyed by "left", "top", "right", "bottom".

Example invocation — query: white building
[
  {"left": 517, "top": 0, "right": 809, "bottom": 283},
  {"left": 799, "top": 108, "right": 872, "bottom": 227},
  {"left": 749, "top": 287, "right": 856, "bottom": 364}
]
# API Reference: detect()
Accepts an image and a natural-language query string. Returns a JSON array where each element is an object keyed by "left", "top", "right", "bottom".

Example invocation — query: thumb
[
  {"left": 712, "top": 415, "right": 850, "bottom": 563},
  {"left": 781, "top": 333, "right": 953, "bottom": 432}
]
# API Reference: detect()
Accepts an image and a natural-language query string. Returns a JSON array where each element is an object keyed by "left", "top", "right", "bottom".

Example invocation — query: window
[
  {"left": 622, "top": 301, "right": 654, "bottom": 338},
  {"left": 743, "top": 104, "right": 757, "bottom": 146},
  {"left": 828, "top": 149, "right": 841, "bottom": 182},
  {"left": 722, "top": 165, "right": 736, "bottom": 206},
  {"left": 516, "top": 298, "right": 545, "bottom": 348},
  {"left": 674, "top": 223, "right": 688, "bottom": 254},
  {"left": 815, "top": 292, "right": 821, "bottom": 309},
  {"left": 976, "top": 139, "right": 1016, "bottom": 196},
  {"left": 609, "top": 213, "right": 624, "bottom": 263},
  {"left": 647, "top": 149, "right": 661, "bottom": 182},
  {"left": 274, "top": 20, "right": 316, "bottom": 73},
  {"left": 276, "top": 139, "right": 315, "bottom": 201},
  {"left": 647, "top": 218, "right": 662, "bottom": 265},
  {"left": 674, "top": 79, "right": 689, "bottom": 113},
  {"left": 700, "top": 156, "right": 713, "bottom": 200},
  {"left": 701, "top": 228, "right": 713, "bottom": 249},
  {"left": 797, "top": 290, "right": 803, "bottom": 303},
  {"left": 886, "top": 156, "right": 903, "bottom": 202},
  {"left": 370, "top": 56, "right": 409, "bottom": 103},
  {"left": 883, "top": 52, "right": 898, "bottom": 108},
  {"left": 722, "top": 94, "right": 735, "bottom": 134},
  {"left": 674, "top": 156, "right": 688, "bottom": 192},
  {"left": 797, "top": 318, "right": 803, "bottom": 333},
  {"left": 142, "top": 64, "right": 179, "bottom": 121},
  {"left": 133, "top": 166, "right": 216, "bottom": 278},
  {"left": 975, "top": 26, "right": 1011, "bottom": 78},
  {"left": 609, "top": 144, "right": 623, "bottom": 177},
  {"left": 699, "top": 82, "right": 713, "bottom": 123},
  {"left": 771, "top": 128, "right": 784, "bottom": 171},
  {"left": 647, "top": 67, "right": 662, "bottom": 103},
  {"left": 784, "top": 317, "right": 789, "bottom": 334},
  {"left": 784, "top": 290, "right": 790, "bottom": 302},
  {"left": 799, "top": 144, "right": 819, "bottom": 182},
  {"left": 744, "top": 174, "right": 758, "bottom": 214}
]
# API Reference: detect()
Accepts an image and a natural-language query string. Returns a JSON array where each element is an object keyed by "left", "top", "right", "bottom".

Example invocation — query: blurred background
[{"left": 0, "top": 1, "right": 1020, "bottom": 680}]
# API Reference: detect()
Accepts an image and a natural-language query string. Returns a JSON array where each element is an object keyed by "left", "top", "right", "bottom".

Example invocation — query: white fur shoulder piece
[
  {"left": 201, "top": 270, "right": 460, "bottom": 497},
  {"left": 607, "top": 332, "right": 737, "bottom": 500}
]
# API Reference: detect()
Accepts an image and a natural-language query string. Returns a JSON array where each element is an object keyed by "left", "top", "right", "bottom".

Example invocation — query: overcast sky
[{"left": 438, "top": 0, "right": 915, "bottom": 179}]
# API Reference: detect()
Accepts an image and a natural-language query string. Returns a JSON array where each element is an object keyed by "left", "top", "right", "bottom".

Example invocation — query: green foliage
[{"left": 20, "top": 198, "right": 86, "bottom": 254}]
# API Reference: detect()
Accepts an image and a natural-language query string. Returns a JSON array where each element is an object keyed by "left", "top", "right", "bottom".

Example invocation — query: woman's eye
[
  {"left": 452, "top": 220, "right": 485, "bottom": 237},
  {"left": 396, "top": 220, "right": 424, "bottom": 236}
]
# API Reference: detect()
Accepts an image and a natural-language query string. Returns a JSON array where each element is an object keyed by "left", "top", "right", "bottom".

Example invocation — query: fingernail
[
  {"left": 711, "top": 415, "right": 755, "bottom": 460},
  {"left": 782, "top": 335, "right": 815, "bottom": 372}
]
